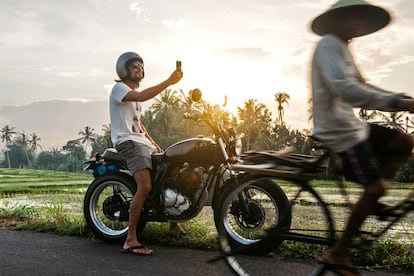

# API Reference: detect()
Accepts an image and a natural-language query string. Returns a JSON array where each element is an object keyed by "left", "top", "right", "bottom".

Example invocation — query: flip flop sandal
[{"left": 120, "top": 245, "right": 153, "bottom": 256}]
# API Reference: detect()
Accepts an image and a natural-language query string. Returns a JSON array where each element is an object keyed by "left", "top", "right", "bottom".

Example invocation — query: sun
[
  {"left": 166, "top": 48, "right": 310, "bottom": 129},
  {"left": 176, "top": 55, "right": 264, "bottom": 113}
]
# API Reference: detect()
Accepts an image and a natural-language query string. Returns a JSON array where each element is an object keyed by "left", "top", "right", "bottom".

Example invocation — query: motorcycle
[{"left": 83, "top": 89, "right": 290, "bottom": 252}]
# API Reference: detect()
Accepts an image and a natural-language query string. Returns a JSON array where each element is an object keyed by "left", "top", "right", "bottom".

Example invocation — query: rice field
[
  {"left": 0, "top": 168, "right": 91, "bottom": 219},
  {"left": 1, "top": 168, "right": 413, "bottom": 242}
]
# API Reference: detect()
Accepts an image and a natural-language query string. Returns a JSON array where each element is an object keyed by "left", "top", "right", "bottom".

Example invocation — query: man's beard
[{"left": 130, "top": 76, "right": 143, "bottom": 84}]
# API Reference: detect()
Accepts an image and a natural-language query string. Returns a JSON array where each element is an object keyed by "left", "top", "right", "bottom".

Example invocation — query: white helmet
[{"left": 116, "top": 52, "right": 144, "bottom": 79}]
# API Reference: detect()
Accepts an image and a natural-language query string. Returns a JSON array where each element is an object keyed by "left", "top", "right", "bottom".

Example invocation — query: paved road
[{"left": 0, "top": 229, "right": 409, "bottom": 276}]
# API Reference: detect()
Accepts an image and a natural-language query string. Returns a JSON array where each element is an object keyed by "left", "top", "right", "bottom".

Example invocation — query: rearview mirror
[{"left": 190, "top": 88, "right": 202, "bottom": 102}]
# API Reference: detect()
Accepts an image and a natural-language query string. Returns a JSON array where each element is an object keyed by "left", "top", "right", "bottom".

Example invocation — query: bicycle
[{"left": 212, "top": 141, "right": 414, "bottom": 275}]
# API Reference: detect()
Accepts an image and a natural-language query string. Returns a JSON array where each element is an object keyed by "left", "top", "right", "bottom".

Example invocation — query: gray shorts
[{"left": 115, "top": 141, "right": 156, "bottom": 175}]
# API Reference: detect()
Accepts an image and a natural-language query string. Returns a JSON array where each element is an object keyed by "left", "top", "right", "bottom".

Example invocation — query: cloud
[
  {"left": 162, "top": 19, "right": 189, "bottom": 29},
  {"left": 51, "top": 68, "right": 106, "bottom": 78},
  {"left": 214, "top": 48, "right": 271, "bottom": 61},
  {"left": 130, "top": 1, "right": 149, "bottom": 22},
  {"left": 379, "top": 60, "right": 414, "bottom": 93},
  {"left": 0, "top": 100, "right": 110, "bottom": 150},
  {"left": 0, "top": 0, "right": 413, "bottom": 137},
  {"left": 395, "top": 0, "right": 414, "bottom": 18},
  {"left": 352, "top": 27, "right": 414, "bottom": 83},
  {"left": 0, "top": 115, "right": 10, "bottom": 127}
]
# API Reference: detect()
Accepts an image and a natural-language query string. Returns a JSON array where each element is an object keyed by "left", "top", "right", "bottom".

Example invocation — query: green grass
[
  {"left": 0, "top": 202, "right": 38, "bottom": 220},
  {"left": 1, "top": 168, "right": 413, "bottom": 271},
  {"left": 0, "top": 168, "right": 91, "bottom": 194},
  {"left": 0, "top": 168, "right": 219, "bottom": 248}
]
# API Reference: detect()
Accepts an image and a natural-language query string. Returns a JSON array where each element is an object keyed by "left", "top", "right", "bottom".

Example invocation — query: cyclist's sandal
[
  {"left": 312, "top": 254, "right": 363, "bottom": 276},
  {"left": 325, "top": 263, "right": 361, "bottom": 275},
  {"left": 374, "top": 202, "right": 401, "bottom": 220},
  {"left": 373, "top": 201, "right": 413, "bottom": 221},
  {"left": 313, "top": 261, "right": 362, "bottom": 276}
]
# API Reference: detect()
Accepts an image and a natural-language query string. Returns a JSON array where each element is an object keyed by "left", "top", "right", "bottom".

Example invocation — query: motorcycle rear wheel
[{"left": 83, "top": 173, "right": 146, "bottom": 242}]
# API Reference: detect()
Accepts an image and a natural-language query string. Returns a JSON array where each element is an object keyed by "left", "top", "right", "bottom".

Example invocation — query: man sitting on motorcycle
[{"left": 110, "top": 52, "right": 183, "bottom": 255}]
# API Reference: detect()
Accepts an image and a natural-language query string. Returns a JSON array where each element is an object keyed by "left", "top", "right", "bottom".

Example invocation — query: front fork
[{"left": 218, "top": 137, "right": 252, "bottom": 217}]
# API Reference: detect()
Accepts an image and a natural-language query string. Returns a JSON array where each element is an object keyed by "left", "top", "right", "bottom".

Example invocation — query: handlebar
[
  {"left": 183, "top": 112, "right": 236, "bottom": 143},
  {"left": 184, "top": 111, "right": 220, "bottom": 133}
]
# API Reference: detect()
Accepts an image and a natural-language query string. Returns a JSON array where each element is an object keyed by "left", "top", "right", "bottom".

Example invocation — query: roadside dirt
[{"left": 0, "top": 217, "right": 25, "bottom": 229}]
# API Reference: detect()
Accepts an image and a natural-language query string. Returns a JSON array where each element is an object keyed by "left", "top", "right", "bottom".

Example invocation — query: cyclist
[{"left": 310, "top": 0, "right": 414, "bottom": 274}]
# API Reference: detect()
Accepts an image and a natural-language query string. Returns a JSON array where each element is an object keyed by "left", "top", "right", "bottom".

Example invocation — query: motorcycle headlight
[{"left": 234, "top": 137, "right": 242, "bottom": 156}]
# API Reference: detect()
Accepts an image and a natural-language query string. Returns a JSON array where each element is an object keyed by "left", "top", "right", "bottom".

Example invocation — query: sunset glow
[{"left": 0, "top": 0, "right": 413, "bottom": 149}]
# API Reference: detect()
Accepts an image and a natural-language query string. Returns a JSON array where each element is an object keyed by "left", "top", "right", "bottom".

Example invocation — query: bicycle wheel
[
  {"left": 280, "top": 180, "right": 335, "bottom": 246},
  {"left": 217, "top": 179, "right": 335, "bottom": 276}
]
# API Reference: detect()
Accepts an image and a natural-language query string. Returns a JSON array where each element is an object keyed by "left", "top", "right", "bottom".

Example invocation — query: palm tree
[
  {"left": 358, "top": 109, "right": 380, "bottom": 122},
  {"left": 379, "top": 112, "right": 407, "bottom": 131},
  {"left": 404, "top": 115, "right": 414, "bottom": 134},
  {"left": 151, "top": 89, "right": 180, "bottom": 115},
  {"left": 237, "top": 99, "right": 268, "bottom": 151},
  {"left": 1, "top": 125, "right": 17, "bottom": 168},
  {"left": 15, "top": 132, "right": 31, "bottom": 167},
  {"left": 78, "top": 126, "right": 97, "bottom": 154},
  {"left": 178, "top": 89, "right": 193, "bottom": 110},
  {"left": 28, "top": 133, "right": 42, "bottom": 152},
  {"left": 274, "top": 92, "right": 290, "bottom": 126},
  {"left": 101, "top": 124, "right": 112, "bottom": 148},
  {"left": 150, "top": 89, "right": 181, "bottom": 137}
]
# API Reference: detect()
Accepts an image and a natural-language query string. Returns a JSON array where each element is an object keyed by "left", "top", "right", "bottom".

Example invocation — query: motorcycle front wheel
[
  {"left": 83, "top": 173, "right": 143, "bottom": 242},
  {"left": 213, "top": 177, "right": 291, "bottom": 255}
]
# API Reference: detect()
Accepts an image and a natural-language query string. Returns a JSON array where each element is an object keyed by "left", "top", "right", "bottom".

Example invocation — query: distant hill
[{"left": 0, "top": 100, "right": 110, "bottom": 150}]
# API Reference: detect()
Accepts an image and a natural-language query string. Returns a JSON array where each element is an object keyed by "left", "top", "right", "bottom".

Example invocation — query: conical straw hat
[{"left": 311, "top": 0, "right": 391, "bottom": 37}]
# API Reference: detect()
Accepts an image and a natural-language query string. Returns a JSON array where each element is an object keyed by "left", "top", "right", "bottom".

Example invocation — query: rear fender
[{"left": 85, "top": 161, "right": 121, "bottom": 178}]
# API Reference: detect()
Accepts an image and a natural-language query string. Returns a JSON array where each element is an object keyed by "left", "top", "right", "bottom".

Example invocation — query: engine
[
  {"left": 162, "top": 163, "right": 206, "bottom": 216},
  {"left": 163, "top": 188, "right": 191, "bottom": 215}
]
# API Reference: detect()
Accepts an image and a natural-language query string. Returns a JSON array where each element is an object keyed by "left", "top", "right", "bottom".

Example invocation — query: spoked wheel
[
  {"left": 213, "top": 177, "right": 291, "bottom": 275},
  {"left": 215, "top": 178, "right": 335, "bottom": 276},
  {"left": 83, "top": 173, "right": 137, "bottom": 242},
  {"left": 281, "top": 181, "right": 335, "bottom": 246}
]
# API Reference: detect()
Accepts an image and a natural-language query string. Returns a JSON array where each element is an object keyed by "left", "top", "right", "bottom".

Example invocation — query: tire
[
  {"left": 213, "top": 177, "right": 291, "bottom": 256},
  {"left": 83, "top": 173, "right": 147, "bottom": 242},
  {"left": 215, "top": 178, "right": 335, "bottom": 276}
]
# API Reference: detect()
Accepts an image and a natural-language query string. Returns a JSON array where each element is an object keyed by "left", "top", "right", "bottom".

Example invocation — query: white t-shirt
[{"left": 109, "top": 82, "right": 156, "bottom": 149}]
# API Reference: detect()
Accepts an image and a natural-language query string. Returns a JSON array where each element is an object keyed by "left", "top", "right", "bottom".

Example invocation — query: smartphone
[{"left": 176, "top": 60, "right": 182, "bottom": 70}]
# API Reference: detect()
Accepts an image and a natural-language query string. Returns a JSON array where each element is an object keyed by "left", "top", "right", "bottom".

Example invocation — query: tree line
[
  {"left": 1, "top": 89, "right": 414, "bottom": 181},
  {"left": 0, "top": 89, "right": 299, "bottom": 171}
]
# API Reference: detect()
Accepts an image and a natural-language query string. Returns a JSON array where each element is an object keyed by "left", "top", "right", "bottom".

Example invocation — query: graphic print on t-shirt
[{"left": 132, "top": 102, "right": 142, "bottom": 133}]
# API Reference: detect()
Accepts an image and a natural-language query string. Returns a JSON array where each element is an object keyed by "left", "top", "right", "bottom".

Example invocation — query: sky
[{"left": 1, "top": 0, "right": 414, "bottom": 149}]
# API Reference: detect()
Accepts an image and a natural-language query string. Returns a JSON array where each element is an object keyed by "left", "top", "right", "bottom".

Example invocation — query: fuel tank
[{"left": 164, "top": 137, "right": 217, "bottom": 166}]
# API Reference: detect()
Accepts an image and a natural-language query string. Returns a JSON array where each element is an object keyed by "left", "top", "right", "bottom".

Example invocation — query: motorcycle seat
[{"left": 102, "top": 148, "right": 124, "bottom": 163}]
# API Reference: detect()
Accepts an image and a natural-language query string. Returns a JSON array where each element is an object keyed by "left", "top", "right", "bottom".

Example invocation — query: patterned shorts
[{"left": 339, "top": 124, "right": 410, "bottom": 185}]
